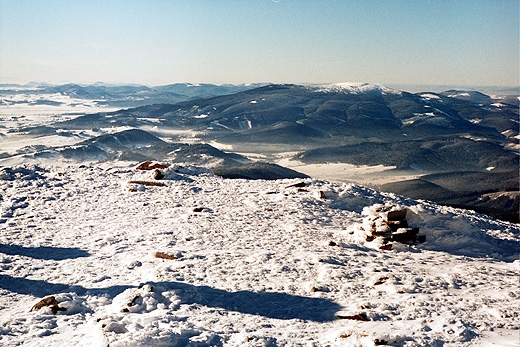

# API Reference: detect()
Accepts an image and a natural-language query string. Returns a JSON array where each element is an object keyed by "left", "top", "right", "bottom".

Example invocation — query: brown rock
[
  {"left": 387, "top": 219, "right": 408, "bottom": 232},
  {"left": 387, "top": 209, "right": 407, "bottom": 221},
  {"left": 151, "top": 169, "right": 164, "bottom": 180},
  {"left": 128, "top": 295, "right": 141, "bottom": 307},
  {"left": 336, "top": 312, "right": 369, "bottom": 321},
  {"left": 155, "top": 252, "right": 177, "bottom": 260},
  {"left": 30, "top": 296, "right": 66, "bottom": 314},
  {"left": 374, "top": 276, "right": 389, "bottom": 286},
  {"left": 136, "top": 161, "right": 168, "bottom": 170},
  {"left": 391, "top": 228, "right": 419, "bottom": 242}
]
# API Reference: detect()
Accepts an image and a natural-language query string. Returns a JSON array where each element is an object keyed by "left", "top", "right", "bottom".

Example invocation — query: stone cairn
[{"left": 365, "top": 207, "right": 425, "bottom": 249}]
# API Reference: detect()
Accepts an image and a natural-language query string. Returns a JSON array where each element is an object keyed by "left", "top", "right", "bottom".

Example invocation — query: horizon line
[{"left": 0, "top": 80, "right": 518, "bottom": 94}]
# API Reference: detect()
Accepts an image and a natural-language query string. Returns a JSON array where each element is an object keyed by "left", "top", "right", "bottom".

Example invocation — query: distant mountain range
[
  {"left": 52, "top": 83, "right": 518, "bottom": 170},
  {"left": 1, "top": 82, "right": 518, "bottom": 221},
  {"left": 0, "top": 82, "right": 267, "bottom": 108}
]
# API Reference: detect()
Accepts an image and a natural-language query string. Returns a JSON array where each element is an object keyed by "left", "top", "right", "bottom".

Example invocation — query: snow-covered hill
[
  {"left": 0, "top": 82, "right": 267, "bottom": 109},
  {"left": 307, "top": 82, "right": 401, "bottom": 95},
  {"left": 0, "top": 163, "right": 518, "bottom": 346}
]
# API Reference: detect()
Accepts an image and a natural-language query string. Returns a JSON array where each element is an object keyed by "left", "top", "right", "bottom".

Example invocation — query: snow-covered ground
[{"left": 0, "top": 164, "right": 518, "bottom": 346}]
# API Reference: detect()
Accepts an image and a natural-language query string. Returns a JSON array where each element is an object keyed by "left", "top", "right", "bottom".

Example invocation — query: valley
[{"left": 1, "top": 82, "right": 518, "bottom": 222}]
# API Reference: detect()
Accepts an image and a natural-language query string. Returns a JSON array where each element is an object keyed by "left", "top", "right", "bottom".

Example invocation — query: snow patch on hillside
[{"left": 419, "top": 93, "right": 441, "bottom": 100}]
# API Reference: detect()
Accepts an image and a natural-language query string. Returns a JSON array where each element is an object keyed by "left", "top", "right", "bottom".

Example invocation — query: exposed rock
[
  {"left": 366, "top": 207, "right": 424, "bottom": 246},
  {"left": 386, "top": 209, "right": 407, "bottom": 221},
  {"left": 155, "top": 252, "right": 177, "bottom": 260},
  {"left": 386, "top": 219, "right": 408, "bottom": 232},
  {"left": 391, "top": 228, "right": 420, "bottom": 242},
  {"left": 136, "top": 161, "right": 168, "bottom": 170},
  {"left": 151, "top": 169, "right": 164, "bottom": 180},
  {"left": 336, "top": 312, "right": 370, "bottom": 321},
  {"left": 30, "top": 296, "right": 66, "bottom": 315},
  {"left": 127, "top": 180, "right": 166, "bottom": 187},
  {"left": 128, "top": 295, "right": 141, "bottom": 307},
  {"left": 310, "top": 286, "right": 329, "bottom": 293},
  {"left": 373, "top": 276, "right": 389, "bottom": 286}
]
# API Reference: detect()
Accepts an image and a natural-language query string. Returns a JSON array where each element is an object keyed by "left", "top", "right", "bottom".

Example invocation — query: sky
[{"left": 0, "top": 0, "right": 518, "bottom": 88}]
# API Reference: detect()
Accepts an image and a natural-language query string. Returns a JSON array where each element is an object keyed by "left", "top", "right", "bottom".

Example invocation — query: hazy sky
[{"left": 1, "top": 0, "right": 518, "bottom": 87}]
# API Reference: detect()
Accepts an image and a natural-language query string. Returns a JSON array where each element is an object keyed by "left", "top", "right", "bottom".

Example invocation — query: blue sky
[{"left": 1, "top": 0, "right": 518, "bottom": 88}]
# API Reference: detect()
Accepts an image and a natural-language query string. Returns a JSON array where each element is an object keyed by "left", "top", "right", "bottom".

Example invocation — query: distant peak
[{"left": 307, "top": 82, "right": 401, "bottom": 95}]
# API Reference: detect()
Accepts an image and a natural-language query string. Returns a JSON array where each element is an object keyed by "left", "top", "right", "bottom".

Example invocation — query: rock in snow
[{"left": 0, "top": 164, "right": 518, "bottom": 346}]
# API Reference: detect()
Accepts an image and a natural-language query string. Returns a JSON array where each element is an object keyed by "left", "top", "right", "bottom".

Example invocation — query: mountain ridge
[{"left": 1, "top": 82, "right": 518, "bottom": 222}]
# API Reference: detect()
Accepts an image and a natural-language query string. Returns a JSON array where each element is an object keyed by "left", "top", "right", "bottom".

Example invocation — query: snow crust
[{"left": 0, "top": 164, "right": 518, "bottom": 346}]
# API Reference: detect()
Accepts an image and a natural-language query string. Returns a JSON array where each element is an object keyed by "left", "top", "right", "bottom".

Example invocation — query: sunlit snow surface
[{"left": 0, "top": 164, "right": 518, "bottom": 346}]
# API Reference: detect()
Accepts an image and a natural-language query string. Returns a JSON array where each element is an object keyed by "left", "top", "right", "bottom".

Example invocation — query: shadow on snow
[
  {"left": 157, "top": 281, "right": 341, "bottom": 322},
  {"left": 0, "top": 276, "right": 341, "bottom": 322},
  {"left": 0, "top": 244, "right": 90, "bottom": 260}
]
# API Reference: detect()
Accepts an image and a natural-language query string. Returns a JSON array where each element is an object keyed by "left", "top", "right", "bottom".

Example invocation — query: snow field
[{"left": 0, "top": 164, "right": 518, "bottom": 346}]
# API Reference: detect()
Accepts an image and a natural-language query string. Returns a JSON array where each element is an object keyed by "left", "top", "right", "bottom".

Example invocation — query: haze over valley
[{"left": 1, "top": 81, "right": 518, "bottom": 222}]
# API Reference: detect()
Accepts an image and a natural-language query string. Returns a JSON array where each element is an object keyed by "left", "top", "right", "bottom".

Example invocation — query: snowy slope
[
  {"left": 308, "top": 82, "right": 401, "bottom": 95},
  {"left": 0, "top": 164, "right": 518, "bottom": 346}
]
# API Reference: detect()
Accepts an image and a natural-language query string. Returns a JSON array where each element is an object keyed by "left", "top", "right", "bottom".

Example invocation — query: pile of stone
[
  {"left": 136, "top": 161, "right": 168, "bottom": 180},
  {"left": 366, "top": 207, "right": 425, "bottom": 248}
]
